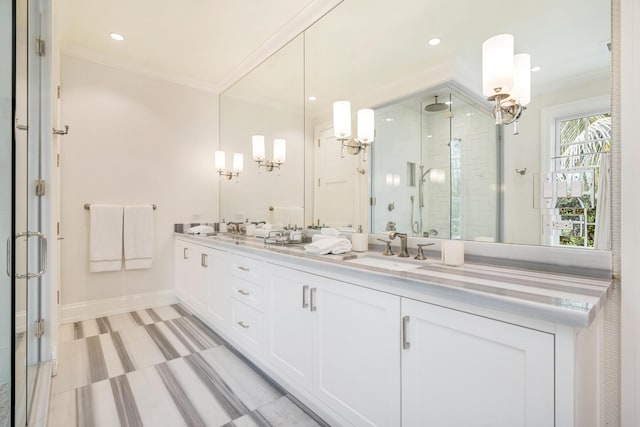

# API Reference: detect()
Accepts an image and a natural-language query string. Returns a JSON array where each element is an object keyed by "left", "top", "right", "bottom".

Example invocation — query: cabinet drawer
[
  {"left": 229, "top": 254, "right": 264, "bottom": 283},
  {"left": 230, "top": 299, "right": 264, "bottom": 358},
  {"left": 230, "top": 275, "right": 264, "bottom": 311}
]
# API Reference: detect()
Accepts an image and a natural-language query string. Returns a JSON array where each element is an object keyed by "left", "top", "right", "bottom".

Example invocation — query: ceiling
[
  {"left": 59, "top": 0, "right": 611, "bottom": 100},
  {"left": 58, "top": 0, "right": 335, "bottom": 92}
]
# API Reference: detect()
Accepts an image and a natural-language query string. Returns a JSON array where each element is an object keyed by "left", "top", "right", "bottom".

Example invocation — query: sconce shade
[
  {"left": 273, "top": 139, "right": 286, "bottom": 164},
  {"left": 482, "top": 34, "right": 514, "bottom": 97},
  {"left": 232, "top": 153, "right": 243, "bottom": 173},
  {"left": 252, "top": 135, "right": 265, "bottom": 161},
  {"left": 386, "top": 173, "right": 393, "bottom": 186},
  {"left": 357, "top": 109, "right": 375, "bottom": 143},
  {"left": 214, "top": 150, "right": 225, "bottom": 171},
  {"left": 333, "top": 101, "right": 352, "bottom": 138},
  {"left": 510, "top": 53, "right": 531, "bottom": 106}
]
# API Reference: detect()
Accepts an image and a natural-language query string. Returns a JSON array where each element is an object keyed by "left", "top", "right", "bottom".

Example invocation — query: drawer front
[
  {"left": 230, "top": 275, "right": 264, "bottom": 311},
  {"left": 228, "top": 254, "right": 264, "bottom": 284},
  {"left": 230, "top": 299, "right": 264, "bottom": 358}
]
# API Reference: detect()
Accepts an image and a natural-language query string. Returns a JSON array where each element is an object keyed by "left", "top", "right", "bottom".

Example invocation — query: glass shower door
[
  {"left": 1, "top": 0, "right": 14, "bottom": 425},
  {"left": 14, "top": 0, "right": 47, "bottom": 425}
]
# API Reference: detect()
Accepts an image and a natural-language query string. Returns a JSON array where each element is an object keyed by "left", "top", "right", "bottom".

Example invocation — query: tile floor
[{"left": 48, "top": 304, "right": 328, "bottom": 427}]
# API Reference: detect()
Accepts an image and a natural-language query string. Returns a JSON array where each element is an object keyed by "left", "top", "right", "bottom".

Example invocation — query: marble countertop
[{"left": 175, "top": 232, "right": 613, "bottom": 328}]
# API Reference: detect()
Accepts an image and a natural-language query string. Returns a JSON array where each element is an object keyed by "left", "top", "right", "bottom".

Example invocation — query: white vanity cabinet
[
  {"left": 401, "top": 298, "right": 555, "bottom": 427},
  {"left": 174, "top": 239, "right": 229, "bottom": 329},
  {"left": 266, "top": 264, "right": 401, "bottom": 427}
]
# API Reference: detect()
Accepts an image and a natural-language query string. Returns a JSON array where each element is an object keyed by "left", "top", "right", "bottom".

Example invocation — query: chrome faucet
[{"left": 389, "top": 232, "right": 409, "bottom": 258}]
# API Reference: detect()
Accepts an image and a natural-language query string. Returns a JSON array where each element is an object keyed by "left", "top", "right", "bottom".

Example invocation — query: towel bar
[{"left": 84, "top": 203, "right": 157, "bottom": 210}]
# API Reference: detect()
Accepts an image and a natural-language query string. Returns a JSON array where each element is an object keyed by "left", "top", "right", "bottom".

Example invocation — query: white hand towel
[
  {"left": 89, "top": 204, "right": 123, "bottom": 272},
  {"left": 124, "top": 205, "right": 154, "bottom": 270},
  {"left": 304, "top": 237, "right": 352, "bottom": 255}
]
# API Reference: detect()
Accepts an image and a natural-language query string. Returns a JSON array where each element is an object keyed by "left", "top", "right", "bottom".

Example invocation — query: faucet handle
[
  {"left": 376, "top": 238, "right": 394, "bottom": 256},
  {"left": 415, "top": 242, "right": 435, "bottom": 260}
]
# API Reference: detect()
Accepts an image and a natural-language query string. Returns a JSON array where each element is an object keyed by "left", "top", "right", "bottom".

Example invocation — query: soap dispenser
[
  {"left": 219, "top": 219, "right": 228, "bottom": 233},
  {"left": 351, "top": 225, "right": 369, "bottom": 252}
]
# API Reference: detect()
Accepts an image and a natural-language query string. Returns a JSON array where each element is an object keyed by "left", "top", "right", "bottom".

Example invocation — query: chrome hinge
[
  {"left": 34, "top": 319, "right": 45, "bottom": 337},
  {"left": 317, "top": 139, "right": 320, "bottom": 148},
  {"left": 35, "top": 180, "right": 46, "bottom": 196},
  {"left": 56, "top": 222, "right": 60, "bottom": 236},
  {"left": 36, "top": 38, "right": 45, "bottom": 56},
  {"left": 318, "top": 178, "right": 321, "bottom": 187},
  {"left": 57, "top": 85, "right": 61, "bottom": 99},
  {"left": 57, "top": 153, "right": 60, "bottom": 167},
  {"left": 57, "top": 291, "right": 60, "bottom": 305},
  {"left": 369, "top": 197, "right": 376, "bottom": 206}
]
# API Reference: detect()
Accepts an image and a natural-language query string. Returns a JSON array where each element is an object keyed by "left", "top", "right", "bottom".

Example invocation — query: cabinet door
[
  {"left": 313, "top": 277, "right": 401, "bottom": 427},
  {"left": 204, "top": 247, "right": 229, "bottom": 330},
  {"left": 174, "top": 240, "right": 191, "bottom": 300},
  {"left": 401, "top": 298, "right": 554, "bottom": 427},
  {"left": 265, "top": 266, "right": 314, "bottom": 391},
  {"left": 188, "top": 246, "right": 208, "bottom": 313}
]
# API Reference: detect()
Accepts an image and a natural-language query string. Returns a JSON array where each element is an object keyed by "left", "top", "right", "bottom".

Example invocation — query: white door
[
  {"left": 189, "top": 245, "right": 209, "bottom": 313},
  {"left": 265, "top": 265, "right": 314, "bottom": 391},
  {"left": 313, "top": 277, "right": 401, "bottom": 427},
  {"left": 401, "top": 298, "right": 554, "bottom": 427},
  {"left": 313, "top": 125, "right": 365, "bottom": 228}
]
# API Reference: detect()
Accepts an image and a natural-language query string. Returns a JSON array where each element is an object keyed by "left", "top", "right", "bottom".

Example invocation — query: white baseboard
[{"left": 60, "top": 290, "right": 178, "bottom": 324}]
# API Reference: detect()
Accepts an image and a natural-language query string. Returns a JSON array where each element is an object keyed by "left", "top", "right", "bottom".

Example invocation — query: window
[{"left": 553, "top": 111, "right": 611, "bottom": 247}]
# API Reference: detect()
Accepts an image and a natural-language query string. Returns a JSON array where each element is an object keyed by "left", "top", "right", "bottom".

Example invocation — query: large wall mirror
[{"left": 220, "top": 0, "right": 611, "bottom": 250}]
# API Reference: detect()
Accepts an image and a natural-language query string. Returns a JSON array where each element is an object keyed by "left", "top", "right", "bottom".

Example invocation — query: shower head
[{"left": 424, "top": 95, "right": 449, "bottom": 112}]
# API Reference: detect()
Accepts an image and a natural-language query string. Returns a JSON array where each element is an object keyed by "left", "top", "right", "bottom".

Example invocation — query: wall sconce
[
  {"left": 252, "top": 135, "right": 286, "bottom": 172},
  {"left": 333, "top": 101, "right": 375, "bottom": 161},
  {"left": 482, "top": 34, "right": 531, "bottom": 134},
  {"left": 215, "top": 150, "right": 243, "bottom": 180}
]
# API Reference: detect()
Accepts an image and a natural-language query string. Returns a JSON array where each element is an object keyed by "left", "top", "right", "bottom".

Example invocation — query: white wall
[
  {"left": 59, "top": 56, "right": 219, "bottom": 315},
  {"left": 620, "top": 0, "right": 640, "bottom": 424}
]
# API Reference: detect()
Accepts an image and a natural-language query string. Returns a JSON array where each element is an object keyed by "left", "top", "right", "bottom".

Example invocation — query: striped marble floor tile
[{"left": 50, "top": 305, "right": 328, "bottom": 427}]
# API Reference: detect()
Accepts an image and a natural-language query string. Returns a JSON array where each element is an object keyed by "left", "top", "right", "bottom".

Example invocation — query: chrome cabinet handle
[
  {"left": 201, "top": 253, "right": 208, "bottom": 268},
  {"left": 302, "top": 285, "right": 309, "bottom": 309},
  {"left": 402, "top": 316, "right": 410, "bottom": 350},
  {"left": 310, "top": 287, "right": 317, "bottom": 312},
  {"left": 14, "top": 231, "right": 47, "bottom": 279},
  {"left": 237, "top": 289, "right": 250, "bottom": 296},
  {"left": 6, "top": 237, "right": 10, "bottom": 277},
  {"left": 237, "top": 266, "right": 250, "bottom": 272},
  {"left": 183, "top": 247, "right": 188, "bottom": 259},
  {"left": 237, "top": 321, "right": 250, "bottom": 329}
]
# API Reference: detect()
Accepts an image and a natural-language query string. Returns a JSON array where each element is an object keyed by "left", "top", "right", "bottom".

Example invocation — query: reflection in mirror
[
  {"left": 219, "top": 35, "right": 305, "bottom": 226},
  {"left": 372, "top": 86, "right": 498, "bottom": 242}
]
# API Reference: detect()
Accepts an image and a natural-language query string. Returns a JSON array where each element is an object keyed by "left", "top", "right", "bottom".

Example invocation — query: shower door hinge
[
  {"left": 35, "top": 180, "right": 46, "bottom": 196},
  {"left": 34, "top": 319, "right": 45, "bottom": 337},
  {"left": 57, "top": 153, "right": 60, "bottom": 167},
  {"left": 36, "top": 37, "right": 46, "bottom": 57},
  {"left": 317, "top": 139, "right": 321, "bottom": 148},
  {"left": 369, "top": 197, "right": 376, "bottom": 206},
  {"left": 57, "top": 85, "right": 61, "bottom": 99},
  {"left": 57, "top": 291, "right": 60, "bottom": 305}
]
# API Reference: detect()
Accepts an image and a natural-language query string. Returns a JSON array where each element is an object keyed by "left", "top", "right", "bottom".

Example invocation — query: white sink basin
[{"left": 346, "top": 256, "right": 423, "bottom": 272}]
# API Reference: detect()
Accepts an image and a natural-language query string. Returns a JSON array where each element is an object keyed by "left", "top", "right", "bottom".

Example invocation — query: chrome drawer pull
[
  {"left": 237, "top": 266, "right": 250, "bottom": 272},
  {"left": 237, "top": 321, "right": 250, "bottom": 329},
  {"left": 201, "top": 253, "right": 208, "bottom": 268},
  {"left": 237, "top": 289, "right": 250, "bottom": 296},
  {"left": 183, "top": 247, "right": 188, "bottom": 259}
]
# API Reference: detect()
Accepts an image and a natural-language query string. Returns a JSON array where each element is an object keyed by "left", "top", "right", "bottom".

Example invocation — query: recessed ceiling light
[
  {"left": 531, "top": 66, "right": 542, "bottom": 72},
  {"left": 307, "top": 96, "right": 317, "bottom": 101},
  {"left": 428, "top": 38, "right": 441, "bottom": 46},
  {"left": 110, "top": 32, "right": 125, "bottom": 41},
  {"left": 385, "top": 118, "right": 394, "bottom": 122},
  {"left": 427, "top": 135, "right": 433, "bottom": 138}
]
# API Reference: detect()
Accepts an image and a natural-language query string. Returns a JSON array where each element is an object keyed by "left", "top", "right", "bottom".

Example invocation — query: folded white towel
[
  {"left": 321, "top": 227, "right": 340, "bottom": 236},
  {"left": 124, "top": 205, "right": 154, "bottom": 270},
  {"left": 89, "top": 204, "right": 123, "bottom": 272},
  {"left": 311, "top": 233, "right": 344, "bottom": 242},
  {"left": 304, "top": 237, "right": 352, "bottom": 255}
]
